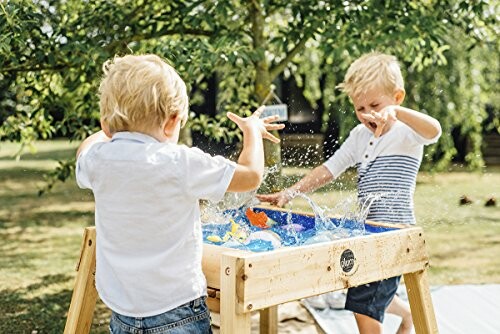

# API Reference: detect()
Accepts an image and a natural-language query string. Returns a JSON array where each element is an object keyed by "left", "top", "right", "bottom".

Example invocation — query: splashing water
[
  {"left": 201, "top": 191, "right": 387, "bottom": 251},
  {"left": 285, "top": 209, "right": 300, "bottom": 245},
  {"left": 326, "top": 193, "right": 383, "bottom": 237},
  {"left": 295, "top": 192, "right": 335, "bottom": 231}
]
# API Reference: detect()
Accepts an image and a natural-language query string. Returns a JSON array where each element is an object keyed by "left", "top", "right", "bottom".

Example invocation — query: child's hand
[
  {"left": 256, "top": 189, "right": 294, "bottom": 207},
  {"left": 359, "top": 106, "right": 397, "bottom": 137},
  {"left": 227, "top": 106, "right": 285, "bottom": 143}
]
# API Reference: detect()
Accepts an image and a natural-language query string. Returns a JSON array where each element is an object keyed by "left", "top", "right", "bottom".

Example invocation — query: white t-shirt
[
  {"left": 76, "top": 132, "right": 236, "bottom": 317},
  {"left": 323, "top": 121, "right": 440, "bottom": 224}
]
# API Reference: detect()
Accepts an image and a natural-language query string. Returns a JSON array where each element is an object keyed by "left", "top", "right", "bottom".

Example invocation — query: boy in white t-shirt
[
  {"left": 76, "top": 54, "right": 284, "bottom": 333},
  {"left": 257, "top": 52, "right": 441, "bottom": 334}
]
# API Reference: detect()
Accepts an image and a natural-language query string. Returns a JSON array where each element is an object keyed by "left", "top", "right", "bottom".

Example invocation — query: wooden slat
[
  {"left": 260, "top": 306, "right": 278, "bottom": 334},
  {"left": 207, "top": 296, "right": 220, "bottom": 313},
  {"left": 234, "top": 228, "right": 428, "bottom": 312},
  {"left": 207, "top": 288, "right": 221, "bottom": 313},
  {"left": 203, "top": 244, "right": 249, "bottom": 289},
  {"left": 220, "top": 252, "right": 251, "bottom": 332},
  {"left": 404, "top": 270, "right": 439, "bottom": 334},
  {"left": 64, "top": 227, "right": 98, "bottom": 334}
]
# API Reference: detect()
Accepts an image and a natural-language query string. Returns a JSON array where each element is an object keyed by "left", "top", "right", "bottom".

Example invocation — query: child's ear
[
  {"left": 100, "top": 119, "right": 112, "bottom": 138},
  {"left": 394, "top": 89, "right": 405, "bottom": 105},
  {"left": 163, "top": 114, "right": 182, "bottom": 137}
]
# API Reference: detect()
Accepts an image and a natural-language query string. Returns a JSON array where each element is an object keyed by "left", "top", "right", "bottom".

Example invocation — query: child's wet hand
[
  {"left": 227, "top": 106, "right": 285, "bottom": 143},
  {"left": 260, "top": 114, "right": 285, "bottom": 143},
  {"left": 371, "top": 110, "right": 387, "bottom": 138},
  {"left": 359, "top": 107, "right": 397, "bottom": 137},
  {"left": 374, "top": 106, "right": 397, "bottom": 136},
  {"left": 250, "top": 106, "right": 285, "bottom": 143},
  {"left": 256, "top": 190, "right": 291, "bottom": 207}
]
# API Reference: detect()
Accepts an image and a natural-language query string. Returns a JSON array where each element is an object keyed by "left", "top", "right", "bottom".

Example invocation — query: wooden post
[
  {"left": 64, "top": 227, "right": 98, "bottom": 334},
  {"left": 404, "top": 269, "right": 439, "bottom": 334},
  {"left": 220, "top": 253, "right": 251, "bottom": 333},
  {"left": 259, "top": 306, "right": 278, "bottom": 334}
]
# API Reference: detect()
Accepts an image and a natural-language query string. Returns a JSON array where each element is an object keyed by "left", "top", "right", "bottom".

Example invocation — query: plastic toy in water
[
  {"left": 245, "top": 230, "right": 282, "bottom": 249},
  {"left": 214, "top": 229, "right": 283, "bottom": 252},
  {"left": 206, "top": 234, "right": 228, "bottom": 243},
  {"left": 280, "top": 223, "right": 305, "bottom": 233},
  {"left": 206, "top": 219, "right": 248, "bottom": 243},
  {"left": 245, "top": 208, "right": 277, "bottom": 229}
]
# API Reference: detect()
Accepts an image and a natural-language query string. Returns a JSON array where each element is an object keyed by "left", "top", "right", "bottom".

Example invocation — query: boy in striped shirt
[{"left": 257, "top": 52, "right": 441, "bottom": 334}]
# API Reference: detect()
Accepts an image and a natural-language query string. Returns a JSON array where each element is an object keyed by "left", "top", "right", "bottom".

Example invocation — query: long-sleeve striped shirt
[{"left": 323, "top": 121, "right": 440, "bottom": 224}]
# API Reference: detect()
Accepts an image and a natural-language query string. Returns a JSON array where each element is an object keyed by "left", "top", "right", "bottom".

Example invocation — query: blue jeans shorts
[
  {"left": 345, "top": 276, "right": 401, "bottom": 322},
  {"left": 109, "top": 296, "right": 212, "bottom": 334}
]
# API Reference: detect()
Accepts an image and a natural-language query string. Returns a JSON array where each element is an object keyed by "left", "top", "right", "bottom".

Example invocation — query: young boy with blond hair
[
  {"left": 258, "top": 52, "right": 441, "bottom": 334},
  {"left": 76, "top": 54, "right": 284, "bottom": 333}
]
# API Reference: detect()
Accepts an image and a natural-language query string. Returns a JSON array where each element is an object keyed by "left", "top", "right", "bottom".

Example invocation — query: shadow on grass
[
  {"left": 0, "top": 274, "right": 72, "bottom": 333},
  {"left": 0, "top": 210, "right": 94, "bottom": 230},
  {"left": 471, "top": 215, "right": 500, "bottom": 223},
  {"left": 0, "top": 226, "right": 91, "bottom": 274},
  {"left": 0, "top": 167, "right": 48, "bottom": 182},
  {"left": 0, "top": 148, "right": 76, "bottom": 161}
]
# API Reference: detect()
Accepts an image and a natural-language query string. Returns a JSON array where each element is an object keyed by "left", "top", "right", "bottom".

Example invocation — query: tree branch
[
  {"left": 104, "top": 27, "right": 214, "bottom": 53},
  {"left": 269, "top": 36, "right": 309, "bottom": 81}
]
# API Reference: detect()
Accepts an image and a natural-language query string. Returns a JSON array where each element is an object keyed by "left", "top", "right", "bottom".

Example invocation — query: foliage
[
  {"left": 38, "top": 158, "right": 76, "bottom": 196},
  {"left": 189, "top": 113, "right": 241, "bottom": 143},
  {"left": 0, "top": 0, "right": 498, "bottom": 188},
  {"left": 405, "top": 35, "right": 499, "bottom": 170},
  {"left": 290, "top": 1, "right": 499, "bottom": 168}
]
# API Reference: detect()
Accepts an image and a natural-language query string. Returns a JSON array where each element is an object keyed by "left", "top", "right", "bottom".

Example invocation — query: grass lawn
[{"left": 1, "top": 140, "right": 499, "bottom": 333}]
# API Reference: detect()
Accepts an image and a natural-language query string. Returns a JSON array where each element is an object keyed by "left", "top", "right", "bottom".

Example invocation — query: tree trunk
[
  {"left": 250, "top": 1, "right": 283, "bottom": 193},
  {"left": 321, "top": 66, "right": 341, "bottom": 160}
]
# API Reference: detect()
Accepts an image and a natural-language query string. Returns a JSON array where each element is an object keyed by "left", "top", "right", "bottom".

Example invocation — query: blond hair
[
  {"left": 337, "top": 52, "right": 405, "bottom": 98},
  {"left": 99, "top": 54, "right": 188, "bottom": 134}
]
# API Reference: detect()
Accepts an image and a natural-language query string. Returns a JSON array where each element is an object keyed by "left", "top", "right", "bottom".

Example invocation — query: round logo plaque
[{"left": 340, "top": 249, "right": 356, "bottom": 273}]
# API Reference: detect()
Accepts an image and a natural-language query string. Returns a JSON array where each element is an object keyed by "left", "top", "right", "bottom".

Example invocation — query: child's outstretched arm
[
  {"left": 362, "top": 106, "right": 441, "bottom": 139},
  {"left": 226, "top": 106, "right": 285, "bottom": 192},
  {"left": 392, "top": 106, "right": 441, "bottom": 139},
  {"left": 76, "top": 130, "right": 111, "bottom": 158},
  {"left": 256, "top": 165, "right": 334, "bottom": 207}
]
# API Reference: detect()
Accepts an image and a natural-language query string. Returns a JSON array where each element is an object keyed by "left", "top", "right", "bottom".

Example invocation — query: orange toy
[{"left": 245, "top": 208, "right": 276, "bottom": 229}]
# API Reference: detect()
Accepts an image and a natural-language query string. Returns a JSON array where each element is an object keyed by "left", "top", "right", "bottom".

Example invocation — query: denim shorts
[
  {"left": 345, "top": 276, "right": 401, "bottom": 322},
  {"left": 109, "top": 296, "right": 212, "bottom": 334}
]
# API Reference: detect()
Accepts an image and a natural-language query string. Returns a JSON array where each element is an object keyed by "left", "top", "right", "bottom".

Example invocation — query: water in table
[{"left": 201, "top": 191, "right": 380, "bottom": 252}]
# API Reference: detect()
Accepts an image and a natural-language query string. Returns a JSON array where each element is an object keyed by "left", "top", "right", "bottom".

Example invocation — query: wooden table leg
[
  {"left": 64, "top": 227, "right": 98, "bottom": 334},
  {"left": 404, "top": 270, "right": 438, "bottom": 334},
  {"left": 260, "top": 306, "right": 278, "bottom": 334},
  {"left": 220, "top": 255, "right": 251, "bottom": 333}
]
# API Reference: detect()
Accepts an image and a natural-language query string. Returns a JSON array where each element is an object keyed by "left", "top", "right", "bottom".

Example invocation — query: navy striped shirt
[{"left": 324, "top": 121, "right": 440, "bottom": 224}]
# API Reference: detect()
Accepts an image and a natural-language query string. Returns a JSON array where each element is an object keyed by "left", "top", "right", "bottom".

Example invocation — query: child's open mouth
[{"left": 369, "top": 122, "right": 377, "bottom": 130}]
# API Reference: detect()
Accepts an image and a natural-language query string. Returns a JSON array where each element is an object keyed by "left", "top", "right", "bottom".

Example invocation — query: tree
[{"left": 0, "top": 0, "right": 497, "bottom": 192}]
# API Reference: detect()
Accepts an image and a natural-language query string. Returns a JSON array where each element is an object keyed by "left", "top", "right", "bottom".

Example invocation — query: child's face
[{"left": 351, "top": 88, "right": 400, "bottom": 135}]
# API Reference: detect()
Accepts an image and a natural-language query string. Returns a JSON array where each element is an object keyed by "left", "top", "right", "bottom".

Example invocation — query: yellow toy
[{"left": 206, "top": 219, "right": 248, "bottom": 243}]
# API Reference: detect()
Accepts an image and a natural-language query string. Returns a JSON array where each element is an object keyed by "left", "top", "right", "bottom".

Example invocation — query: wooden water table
[{"left": 64, "top": 207, "right": 438, "bottom": 333}]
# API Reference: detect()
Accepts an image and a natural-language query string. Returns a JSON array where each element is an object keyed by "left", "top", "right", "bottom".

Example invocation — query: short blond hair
[
  {"left": 337, "top": 52, "right": 405, "bottom": 98},
  {"left": 99, "top": 54, "right": 188, "bottom": 133}
]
